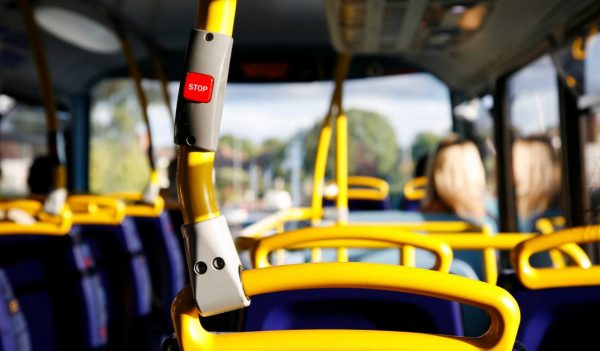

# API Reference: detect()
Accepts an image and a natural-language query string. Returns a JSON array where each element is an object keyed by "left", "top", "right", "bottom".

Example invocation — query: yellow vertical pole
[
  {"left": 18, "top": 0, "right": 66, "bottom": 191},
  {"left": 310, "top": 54, "right": 352, "bottom": 226},
  {"left": 401, "top": 246, "right": 416, "bottom": 267},
  {"left": 483, "top": 225, "right": 498, "bottom": 285},
  {"left": 118, "top": 31, "right": 156, "bottom": 172},
  {"left": 310, "top": 115, "right": 333, "bottom": 224},
  {"left": 177, "top": 0, "right": 236, "bottom": 225},
  {"left": 336, "top": 247, "right": 349, "bottom": 262},
  {"left": 114, "top": 27, "right": 162, "bottom": 199},
  {"left": 334, "top": 54, "right": 352, "bottom": 225},
  {"left": 310, "top": 248, "right": 322, "bottom": 263},
  {"left": 536, "top": 218, "right": 566, "bottom": 268},
  {"left": 336, "top": 111, "right": 348, "bottom": 220},
  {"left": 275, "top": 222, "right": 286, "bottom": 265},
  {"left": 152, "top": 53, "right": 173, "bottom": 116}
]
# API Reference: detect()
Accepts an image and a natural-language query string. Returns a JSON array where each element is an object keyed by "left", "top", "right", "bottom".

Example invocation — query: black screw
[
  {"left": 186, "top": 136, "right": 196, "bottom": 146},
  {"left": 194, "top": 261, "right": 207, "bottom": 275},
  {"left": 213, "top": 257, "right": 225, "bottom": 270},
  {"left": 205, "top": 33, "right": 214, "bottom": 41}
]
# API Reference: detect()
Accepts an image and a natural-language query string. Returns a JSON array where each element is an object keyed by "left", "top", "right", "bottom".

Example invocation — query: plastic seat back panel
[
  {"left": 243, "top": 288, "right": 463, "bottom": 336},
  {"left": 0, "top": 268, "right": 31, "bottom": 351}
]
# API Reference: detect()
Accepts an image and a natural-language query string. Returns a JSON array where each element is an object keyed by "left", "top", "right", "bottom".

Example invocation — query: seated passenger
[
  {"left": 421, "top": 134, "right": 497, "bottom": 230},
  {"left": 27, "top": 155, "right": 54, "bottom": 196},
  {"left": 512, "top": 136, "right": 562, "bottom": 232}
]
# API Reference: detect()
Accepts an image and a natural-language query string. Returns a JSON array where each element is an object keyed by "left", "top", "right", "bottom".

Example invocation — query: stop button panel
[{"left": 183, "top": 72, "right": 214, "bottom": 103}]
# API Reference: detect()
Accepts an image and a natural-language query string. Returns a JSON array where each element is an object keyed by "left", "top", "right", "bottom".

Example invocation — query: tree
[
  {"left": 89, "top": 79, "right": 151, "bottom": 194},
  {"left": 303, "top": 109, "right": 398, "bottom": 179},
  {"left": 411, "top": 132, "right": 441, "bottom": 164}
]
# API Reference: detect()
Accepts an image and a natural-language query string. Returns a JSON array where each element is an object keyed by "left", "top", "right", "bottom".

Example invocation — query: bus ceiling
[{"left": 0, "top": 0, "right": 600, "bottom": 99}]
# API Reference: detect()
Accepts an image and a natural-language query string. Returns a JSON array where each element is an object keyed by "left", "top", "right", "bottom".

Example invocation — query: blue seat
[
  {"left": 500, "top": 273, "right": 600, "bottom": 351},
  {"left": 78, "top": 217, "right": 158, "bottom": 351},
  {"left": 132, "top": 211, "right": 186, "bottom": 330},
  {"left": 323, "top": 197, "right": 392, "bottom": 211},
  {"left": 0, "top": 230, "right": 107, "bottom": 351},
  {"left": 0, "top": 268, "right": 31, "bottom": 351},
  {"left": 243, "top": 288, "right": 463, "bottom": 335}
]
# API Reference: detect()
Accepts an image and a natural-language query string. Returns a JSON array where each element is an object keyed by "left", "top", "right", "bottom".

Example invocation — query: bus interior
[{"left": 2, "top": 0, "right": 600, "bottom": 350}]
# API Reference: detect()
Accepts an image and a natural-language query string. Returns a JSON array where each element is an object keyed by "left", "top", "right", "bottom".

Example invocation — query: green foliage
[
  {"left": 220, "top": 134, "right": 257, "bottom": 158},
  {"left": 411, "top": 132, "right": 441, "bottom": 162},
  {"left": 347, "top": 109, "right": 398, "bottom": 177},
  {"left": 89, "top": 79, "right": 151, "bottom": 194},
  {"left": 215, "top": 166, "right": 249, "bottom": 187},
  {"left": 303, "top": 109, "right": 399, "bottom": 179}
]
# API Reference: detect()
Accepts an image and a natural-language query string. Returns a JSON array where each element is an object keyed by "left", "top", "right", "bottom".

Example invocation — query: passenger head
[
  {"left": 27, "top": 155, "right": 54, "bottom": 195},
  {"left": 421, "top": 135, "right": 487, "bottom": 219},
  {"left": 512, "top": 136, "right": 560, "bottom": 220}
]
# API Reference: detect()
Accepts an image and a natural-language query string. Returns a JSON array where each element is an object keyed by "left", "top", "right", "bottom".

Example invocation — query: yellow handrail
[
  {"left": 0, "top": 200, "right": 42, "bottom": 213},
  {"left": 0, "top": 200, "right": 72, "bottom": 236},
  {"left": 403, "top": 176, "right": 427, "bottom": 201},
  {"left": 172, "top": 263, "right": 520, "bottom": 351},
  {"left": 252, "top": 226, "right": 453, "bottom": 272},
  {"left": 512, "top": 226, "right": 599, "bottom": 289},
  {"left": 535, "top": 217, "right": 590, "bottom": 268},
  {"left": 236, "top": 216, "right": 481, "bottom": 251},
  {"left": 68, "top": 195, "right": 126, "bottom": 225},
  {"left": 324, "top": 176, "right": 390, "bottom": 202},
  {"left": 107, "top": 192, "right": 165, "bottom": 218},
  {"left": 246, "top": 223, "right": 500, "bottom": 282},
  {"left": 348, "top": 176, "right": 390, "bottom": 201},
  {"left": 243, "top": 222, "right": 589, "bottom": 285}
]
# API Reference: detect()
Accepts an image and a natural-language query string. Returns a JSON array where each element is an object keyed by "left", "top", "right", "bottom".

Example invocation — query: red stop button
[{"left": 183, "top": 72, "right": 214, "bottom": 103}]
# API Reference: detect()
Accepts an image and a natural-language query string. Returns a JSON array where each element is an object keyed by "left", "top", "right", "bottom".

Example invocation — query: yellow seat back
[{"left": 172, "top": 263, "right": 520, "bottom": 351}]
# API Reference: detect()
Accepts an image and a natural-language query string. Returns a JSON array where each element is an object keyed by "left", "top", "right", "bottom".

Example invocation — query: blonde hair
[
  {"left": 512, "top": 136, "right": 560, "bottom": 220},
  {"left": 421, "top": 135, "right": 487, "bottom": 220}
]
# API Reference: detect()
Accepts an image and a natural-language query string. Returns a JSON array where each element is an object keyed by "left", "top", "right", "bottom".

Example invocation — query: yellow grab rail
[
  {"left": 68, "top": 195, "right": 126, "bottom": 225},
  {"left": 252, "top": 226, "right": 453, "bottom": 272},
  {"left": 243, "top": 222, "right": 588, "bottom": 284},
  {"left": 350, "top": 221, "right": 481, "bottom": 232},
  {"left": 512, "top": 226, "right": 599, "bottom": 289},
  {"left": 348, "top": 176, "right": 389, "bottom": 201},
  {"left": 236, "top": 207, "right": 314, "bottom": 249},
  {"left": 107, "top": 192, "right": 165, "bottom": 217},
  {"left": 0, "top": 200, "right": 42, "bottom": 214},
  {"left": 237, "top": 219, "right": 480, "bottom": 252},
  {"left": 535, "top": 216, "right": 589, "bottom": 268},
  {"left": 403, "top": 176, "right": 427, "bottom": 201},
  {"left": 172, "top": 263, "right": 520, "bottom": 351},
  {"left": 324, "top": 176, "right": 390, "bottom": 202},
  {"left": 0, "top": 200, "right": 72, "bottom": 236},
  {"left": 310, "top": 55, "right": 352, "bottom": 224}
]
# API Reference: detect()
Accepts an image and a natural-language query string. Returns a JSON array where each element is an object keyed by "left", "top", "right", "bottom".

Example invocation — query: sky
[
  {"left": 218, "top": 73, "right": 453, "bottom": 148},
  {"left": 153, "top": 73, "right": 453, "bottom": 149},
  {"left": 144, "top": 57, "right": 566, "bottom": 150},
  {"left": 507, "top": 55, "right": 560, "bottom": 136}
]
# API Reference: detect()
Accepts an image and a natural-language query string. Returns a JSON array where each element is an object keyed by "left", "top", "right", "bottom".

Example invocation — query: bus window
[
  {"left": 217, "top": 81, "right": 332, "bottom": 228},
  {"left": 216, "top": 74, "right": 451, "bottom": 229},
  {"left": 507, "top": 55, "right": 563, "bottom": 232},
  {"left": 89, "top": 78, "right": 174, "bottom": 194},
  {"left": 0, "top": 96, "right": 68, "bottom": 198},
  {"left": 343, "top": 74, "right": 451, "bottom": 202},
  {"left": 571, "top": 29, "right": 600, "bottom": 221},
  {"left": 454, "top": 95, "right": 497, "bottom": 217}
]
